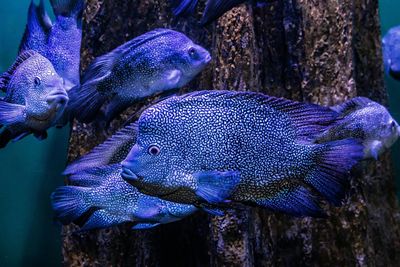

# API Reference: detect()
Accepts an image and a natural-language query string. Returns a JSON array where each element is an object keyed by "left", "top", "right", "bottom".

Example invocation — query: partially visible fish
[
  {"left": 171, "top": 0, "right": 262, "bottom": 25},
  {"left": 51, "top": 164, "right": 198, "bottom": 231},
  {"left": 20, "top": 0, "right": 83, "bottom": 89},
  {"left": 121, "top": 90, "right": 363, "bottom": 217},
  {"left": 64, "top": 123, "right": 138, "bottom": 175},
  {"left": 68, "top": 28, "right": 211, "bottom": 124},
  {"left": 315, "top": 97, "right": 400, "bottom": 160},
  {"left": 0, "top": 50, "right": 68, "bottom": 148}
]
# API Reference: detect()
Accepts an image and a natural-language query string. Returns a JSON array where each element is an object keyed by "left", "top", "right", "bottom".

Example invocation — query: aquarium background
[{"left": 0, "top": 0, "right": 398, "bottom": 266}]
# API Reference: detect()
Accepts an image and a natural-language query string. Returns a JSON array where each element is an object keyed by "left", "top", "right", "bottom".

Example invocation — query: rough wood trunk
[{"left": 62, "top": 0, "right": 400, "bottom": 266}]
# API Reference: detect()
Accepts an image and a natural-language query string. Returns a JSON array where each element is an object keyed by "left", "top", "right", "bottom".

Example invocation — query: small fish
[
  {"left": 383, "top": 25, "right": 400, "bottom": 80},
  {"left": 121, "top": 90, "right": 363, "bottom": 217},
  {"left": 0, "top": 50, "right": 68, "bottom": 148},
  {"left": 64, "top": 123, "right": 138, "bottom": 175},
  {"left": 315, "top": 97, "right": 400, "bottom": 160},
  {"left": 51, "top": 164, "right": 198, "bottom": 231},
  {"left": 171, "top": 0, "right": 266, "bottom": 25},
  {"left": 20, "top": 0, "right": 83, "bottom": 89},
  {"left": 68, "top": 28, "right": 211, "bottom": 123}
]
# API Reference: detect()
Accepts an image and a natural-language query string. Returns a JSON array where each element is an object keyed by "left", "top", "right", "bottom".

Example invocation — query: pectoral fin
[
  {"left": 369, "top": 140, "right": 383, "bottom": 160},
  {"left": 165, "top": 69, "right": 182, "bottom": 87},
  {"left": 194, "top": 170, "right": 240, "bottom": 204},
  {"left": 132, "top": 223, "right": 160, "bottom": 230},
  {"left": 0, "top": 101, "right": 25, "bottom": 125}
]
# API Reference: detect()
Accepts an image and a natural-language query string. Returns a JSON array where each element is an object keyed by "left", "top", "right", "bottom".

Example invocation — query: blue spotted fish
[
  {"left": 20, "top": 0, "right": 83, "bottom": 89},
  {"left": 121, "top": 90, "right": 363, "bottom": 217},
  {"left": 52, "top": 164, "right": 198, "bottom": 230},
  {"left": 0, "top": 51, "right": 68, "bottom": 147},
  {"left": 68, "top": 28, "right": 211, "bottom": 124}
]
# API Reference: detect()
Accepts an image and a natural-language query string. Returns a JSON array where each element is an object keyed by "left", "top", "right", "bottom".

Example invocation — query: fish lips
[{"left": 121, "top": 165, "right": 140, "bottom": 184}]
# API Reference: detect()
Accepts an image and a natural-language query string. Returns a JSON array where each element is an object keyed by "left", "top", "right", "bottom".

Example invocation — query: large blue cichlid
[
  {"left": 121, "top": 90, "right": 364, "bottom": 217},
  {"left": 0, "top": 51, "right": 68, "bottom": 148},
  {"left": 68, "top": 28, "right": 211, "bottom": 123},
  {"left": 19, "top": 0, "right": 83, "bottom": 89},
  {"left": 64, "top": 123, "right": 138, "bottom": 175},
  {"left": 51, "top": 164, "right": 198, "bottom": 230},
  {"left": 315, "top": 97, "right": 400, "bottom": 160}
]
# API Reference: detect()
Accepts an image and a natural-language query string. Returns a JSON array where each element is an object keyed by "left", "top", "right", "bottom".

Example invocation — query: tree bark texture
[{"left": 63, "top": 0, "right": 400, "bottom": 266}]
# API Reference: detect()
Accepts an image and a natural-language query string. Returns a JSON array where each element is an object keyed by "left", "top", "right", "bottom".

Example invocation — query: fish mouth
[
  {"left": 46, "top": 91, "right": 69, "bottom": 107},
  {"left": 204, "top": 54, "right": 212, "bottom": 64},
  {"left": 121, "top": 167, "right": 140, "bottom": 183}
]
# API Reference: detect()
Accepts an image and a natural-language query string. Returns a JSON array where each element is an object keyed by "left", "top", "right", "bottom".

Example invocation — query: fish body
[
  {"left": 121, "top": 91, "right": 363, "bottom": 217},
  {"left": 51, "top": 164, "right": 198, "bottom": 231},
  {"left": 20, "top": 0, "right": 83, "bottom": 89},
  {"left": 0, "top": 51, "right": 68, "bottom": 148},
  {"left": 68, "top": 28, "right": 211, "bottom": 123},
  {"left": 316, "top": 97, "right": 400, "bottom": 160}
]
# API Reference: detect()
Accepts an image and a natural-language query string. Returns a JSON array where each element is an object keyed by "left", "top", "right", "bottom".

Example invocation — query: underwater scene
[{"left": 1, "top": 0, "right": 400, "bottom": 266}]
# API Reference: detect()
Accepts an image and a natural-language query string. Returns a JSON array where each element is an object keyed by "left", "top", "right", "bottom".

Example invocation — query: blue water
[
  {"left": 0, "top": 1, "right": 67, "bottom": 266},
  {"left": 0, "top": 0, "right": 399, "bottom": 266}
]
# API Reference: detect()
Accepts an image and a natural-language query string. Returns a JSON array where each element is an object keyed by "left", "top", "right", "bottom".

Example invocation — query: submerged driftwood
[{"left": 63, "top": 0, "right": 400, "bottom": 266}]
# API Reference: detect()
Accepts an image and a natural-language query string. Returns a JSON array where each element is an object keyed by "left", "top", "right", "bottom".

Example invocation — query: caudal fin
[
  {"left": 51, "top": 186, "right": 92, "bottom": 224},
  {"left": 68, "top": 84, "right": 107, "bottom": 123},
  {"left": 170, "top": 0, "right": 198, "bottom": 17},
  {"left": 50, "top": 0, "right": 84, "bottom": 18},
  {"left": 306, "top": 139, "right": 363, "bottom": 206}
]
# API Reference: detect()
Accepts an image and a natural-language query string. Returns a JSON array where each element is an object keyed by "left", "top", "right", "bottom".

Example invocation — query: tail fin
[
  {"left": 50, "top": 0, "right": 84, "bottom": 18},
  {"left": 67, "top": 84, "right": 107, "bottom": 123},
  {"left": 305, "top": 139, "right": 363, "bottom": 206},
  {"left": 201, "top": 0, "right": 246, "bottom": 25},
  {"left": 51, "top": 186, "right": 91, "bottom": 224},
  {"left": 170, "top": 0, "right": 198, "bottom": 17}
]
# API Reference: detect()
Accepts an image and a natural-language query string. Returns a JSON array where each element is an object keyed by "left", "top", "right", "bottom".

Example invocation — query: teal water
[
  {"left": 0, "top": 1, "right": 68, "bottom": 266},
  {"left": 0, "top": 1, "right": 399, "bottom": 266},
  {"left": 380, "top": 0, "right": 400, "bottom": 195}
]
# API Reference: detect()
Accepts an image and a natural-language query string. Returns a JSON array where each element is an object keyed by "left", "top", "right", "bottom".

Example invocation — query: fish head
[
  {"left": 163, "top": 31, "right": 211, "bottom": 86},
  {"left": 383, "top": 26, "right": 400, "bottom": 80},
  {"left": 11, "top": 52, "right": 69, "bottom": 125},
  {"left": 364, "top": 103, "right": 400, "bottom": 155},
  {"left": 121, "top": 103, "right": 189, "bottom": 197}
]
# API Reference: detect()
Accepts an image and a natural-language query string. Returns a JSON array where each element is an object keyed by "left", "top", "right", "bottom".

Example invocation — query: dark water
[{"left": 0, "top": 0, "right": 398, "bottom": 266}]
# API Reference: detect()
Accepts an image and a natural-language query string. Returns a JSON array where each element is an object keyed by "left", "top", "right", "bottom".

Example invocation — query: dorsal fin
[
  {"left": 19, "top": 0, "right": 52, "bottom": 54},
  {"left": 0, "top": 50, "right": 38, "bottom": 90},
  {"left": 330, "top": 97, "right": 374, "bottom": 115},
  {"left": 81, "top": 28, "right": 179, "bottom": 84},
  {"left": 164, "top": 90, "right": 339, "bottom": 141},
  {"left": 63, "top": 123, "right": 137, "bottom": 175}
]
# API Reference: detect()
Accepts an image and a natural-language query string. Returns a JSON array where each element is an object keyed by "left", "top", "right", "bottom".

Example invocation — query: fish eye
[
  {"left": 188, "top": 47, "right": 197, "bottom": 58},
  {"left": 148, "top": 144, "right": 160, "bottom": 156},
  {"left": 34, "top": 77, "right": 41, "bottom": 86},
  {"left": 391, "top": 121, "right": 397, "bottom": 128}
]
